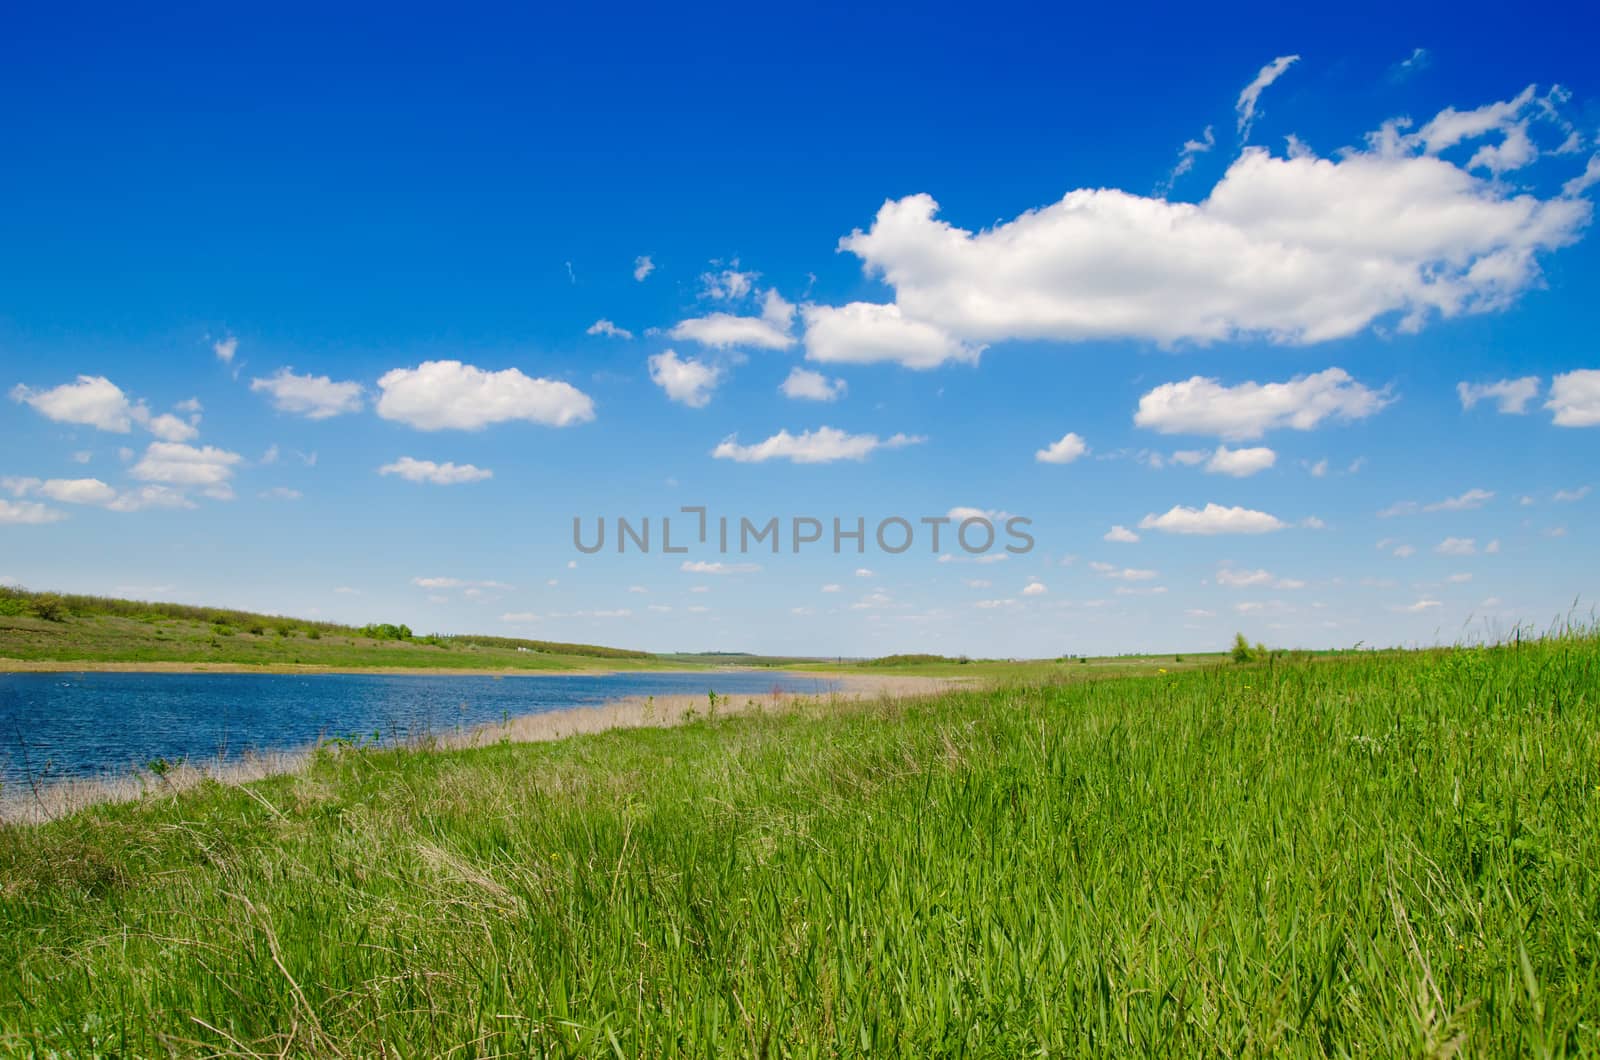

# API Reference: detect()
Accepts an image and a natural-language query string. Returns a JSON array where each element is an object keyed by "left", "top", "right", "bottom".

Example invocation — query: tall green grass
[{"left": 2, "top": 632, "right": 1598, "bottom": 1055}]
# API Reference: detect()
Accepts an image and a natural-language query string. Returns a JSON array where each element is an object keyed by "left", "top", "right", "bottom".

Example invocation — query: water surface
[{"left": 0, "top": 670, "right": 837, "bottom": 785}]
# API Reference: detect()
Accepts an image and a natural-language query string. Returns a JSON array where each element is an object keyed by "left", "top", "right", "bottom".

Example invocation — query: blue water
[{"left": 0, "top": 670, "right": 837, "bottom": 785}]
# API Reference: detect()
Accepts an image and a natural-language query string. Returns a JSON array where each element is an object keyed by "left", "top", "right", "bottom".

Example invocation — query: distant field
[{"left": 3, "top": 630, "right": 1596, "bottom": 1054}]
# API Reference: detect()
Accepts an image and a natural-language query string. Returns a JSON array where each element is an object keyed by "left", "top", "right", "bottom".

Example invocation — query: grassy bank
[
  {"left": 3, "top": 634, "right": 1598, "bottom": 1055},
  {"left": 0, "top": 586, "right": 673, "bottom": 672}
]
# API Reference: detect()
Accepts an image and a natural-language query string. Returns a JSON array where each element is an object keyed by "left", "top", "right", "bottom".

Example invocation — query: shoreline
[
  {"left": 0, "top": 657, "right": 834, "bottom": 677},
  {"left": 0, "top": 672, "right": 958, "bottom": 824}
]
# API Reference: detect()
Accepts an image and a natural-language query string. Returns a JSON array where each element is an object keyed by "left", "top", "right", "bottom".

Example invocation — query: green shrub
[
  {"left": 1232, "top": 633, "right": 1254, "bottom": 664},
  {"left": 28, "top": 594, "right": 67, "bottom": 622}
]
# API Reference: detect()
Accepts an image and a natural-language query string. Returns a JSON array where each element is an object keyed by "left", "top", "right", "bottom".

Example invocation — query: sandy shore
[{"left": 0, "top": 672, "right": 957, "bottom": 824}]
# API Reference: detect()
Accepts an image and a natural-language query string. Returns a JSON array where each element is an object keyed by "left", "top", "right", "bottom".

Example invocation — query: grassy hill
[
  {"left": 1, "top": 629, "right": 1596, "bottom": 1053},
  {"left": 0, "top": 586, "right": 664, "bottom": 671}
]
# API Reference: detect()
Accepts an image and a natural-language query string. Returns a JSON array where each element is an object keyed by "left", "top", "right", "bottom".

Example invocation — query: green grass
[
  {"left": 0, "top": 586, "right": 684, "bottom": 671},
  {"left": 3, "top": 633, "right": 1598, "bottom": 1055}
]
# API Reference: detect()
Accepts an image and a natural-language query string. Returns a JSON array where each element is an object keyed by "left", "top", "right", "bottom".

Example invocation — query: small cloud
[
  {"left": 378, "top": 457, "right": 493, "bottom": 485},
  {"left": 680, "top": 560, "right": 760, "bottom": 575},
  {"left": 1036, "top": 432, "right": 1088, "bottom": 465},
  {"left": 587, "top": 319, "right": 633, "bottom": 339},
  {"left": 1103, "top": 525, "right": 1140, "bottom": 543},
  {"left": 1022, "top": 581, "right": 1047, "bottom": 596},
  {"left": 780, "top": 367, "right": 847, "bottom": 402},
  {"left": 213, "top": 336, "right": 238, "bottom": 363},
  {"left": 259, "top": 487, "right": 302, "bottom": 500},
  {"left": 1436, "top": 537, "right": 1477, "bottom": 556},
  {"left": 633, "top": 255, "right": 655, "bottom": 281},
  {"left": 1553, "top": 485, "right": 1591, "bottom": 502}
]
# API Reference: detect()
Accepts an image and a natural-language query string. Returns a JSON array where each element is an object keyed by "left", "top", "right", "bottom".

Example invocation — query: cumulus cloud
[
  {"left": 586, "top": 319, "right": 633, "bottom": 339},
  {"left": 1436, "top": 537, "right": 1477, "bottom": 556},
  {"left": 669, "top": 311, "right": 794, "bottom": 351},
  {"left": 11, "top": 375, "right": 140, "bottom": 432},
  {"left": 1236, "top": 54, "right": 1300, "bottom": 139},
  {"left": 1022, "top": 581, "right": 1047, "bottom": 596},
  {"left": 1205, "top": 445, "right": 1276, "bottom": 477},
  {"left": 801, "top": 302, "right": 981, "bottom": 369},
  {"left": 648, "top": 350, "right": 722, "bottom": 408},
  {"left": 130, "top": 442, "right": 242, "bottom": 497},
  {"left": 0, "top": 498, "right": 65, "bottom": 524},
  {"left": 1103, "top": 524, "right": 1140, "bottom": 543},
  {"left": 1547, "top": 369, "right": 1600, "bottom": 426},
  {"left": 633, "top": 255, "right": 655, "bottom": 281},
  {"left": 1138, "top": 503, "right": 1288, "bottom": 535},
  {"left": 1458, "top": 376, "right": 1540, "bottom": 413},
  {"left": 804, "top": 91, "right": 1592, "bottom": 367},
  {"left": 213, "top": 336, "right": 238, "bottom": 363},
  {"left": 701, "top": 266, "right": 757, "bottom": 301},
  {"left": 711, "top": 427, "right": 924, "bottom": 464},
  {"left": 1035, "top": 431, "right": 1088, "bottom": 464},
  {"left": 780, "top": 367, "right": 847, "bottom": 402},
  {"left": 378, "top": 457, "right": 493, "bottom": 485},
  {"left": 376, "top": 360, "right": 595, "bottom": 431},
  {"left": 1135, "top": 368, "right": 1390, "bottom": 440},
  {"left": 250, "top": 368, "right": 365, "bottom": 420}
]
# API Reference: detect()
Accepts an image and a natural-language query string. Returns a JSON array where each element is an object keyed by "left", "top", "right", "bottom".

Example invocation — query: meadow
[
  {"left": 0, "top": 586, "right": 668, "bottom": 672},
  {"left": 1, "top": 630, "right": 1597, "bottom": 1056}
]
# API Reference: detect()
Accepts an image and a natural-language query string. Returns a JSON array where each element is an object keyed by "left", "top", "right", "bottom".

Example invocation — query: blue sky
[{"left": 3, "top": 3, "right": 1598, "bottom": 657}]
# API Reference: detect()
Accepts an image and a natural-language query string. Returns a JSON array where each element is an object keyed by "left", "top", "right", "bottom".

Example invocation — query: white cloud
[
  {"left": 1393, "top": 544, "right": 1417, "bottom": 558},
  {"left": 142, "top": 412, "right": 199, "bottom": 442},
  {"left": 1022, "top": 581, "right": 1047, "bottom": 596},
  {"left": 821, "top": 583, "right": 842, "bottom": 593},
  {"left": 1217, "top": 566, "right": 1304, "bottom": 589},
  {"left": 1236, "top": 54, "right": 1300, "bottom": 139},
  {"left": 1036, "top": 431, "right": 1088, "bottom": 464},
  {"left": 376, "top": 360, "right": 595, "bottom": 431},
  {"left": 1089, "top": 562, "right": 1158, "bottom": 581},
  {"left": 1458, "top": 376, "right": 1540, "bottom": 414},
  {"left": 701, "top": 266, "right": 757, "bottom": 301},
  {"left": 1166, "top": 125, "right": 1215, "bottom": 187},
  {"left": 1138, "top": 503, "right": 1288, "bottom": 535},
  {"left": 669, "top": 312, "right": 794, "bottom": 351},
  {"left": 633, "top": 255, "right": 655, "bottom": 282},
  {"left": 1206, "top": 444, "right": 1276, "bottom": 477},
  {"left": 378, "top": 457, "right": 493, "bottom": 485},
  {"left": 213, "top": 336, "right": 238, "bottom": 363},
  {"left": 105, "top": 485, "right": 196, "bottom": 512},
  {"left": 1380, "top": 488, "right": 1494, "bottom": 517},
  {"left": 130, "top": 442, "right": 242, "bottom": 494},
  {"left": 0, "top": 498, "right": 65, "bottom": 524},
  {"left": 1395, "top": 598, "right": 1443, "bottom": 613},
  {"left": 648, "top": 350, "right": 722, "bottom": 408},
  {"left": 855, "top": 568, "right": 874, "bottom": 578},
  {"left": 780, "top": 367, "right": 847, "bottom": 402},
  {"left": 251, "top": 368, "right": 365, "bottom": 420},
  {"left": 1554, "top": 485, "right": 1591, "bottom": 502},
  {"left": 37, "top": 478, "right": 119, "bottom": 506},
  {"left": 680, "top": 561, "right": 760, "bottom": 575},
  {"left": 814, "top": 100, "right": 1591, "bottom": 364},
  {"left": 1103, "top": 524, "right": 1140, "bottom": 543},
  {"left": 947, "top": 506, "right": 1012, "bottom": 524},
  {"left": 965, "top": 578, "right": 992, "bottom": 588},
  {"left": 260, "top": 487, "right": 302, "bottom": 500},
  {"left": 11, "top": 375, "right": 139, "bottom": 432},
  {"left": 711, "top": 427, "right": 924, "bottom": 464},
  {"left": 800, "top": 302, "right": 981, "bottom": 369},
  {"left": 1547, "top": 370, "right": 1600, "bottom": 427},
  {"left": 1135, "top": 368, "right": 1389, "bottom": 440},
  {"left": 586, "top": 319, "right": 633, "bottom": 339},
  {"left": 1436, "top": 537, "right": 1477, "bottom": 556},
  {"left": 1447, "top": 572, "right": 1473, "bottom": 583}
]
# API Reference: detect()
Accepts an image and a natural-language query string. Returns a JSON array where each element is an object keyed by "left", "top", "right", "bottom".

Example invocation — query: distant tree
[
  {"left": 1232, "top": 633, "right": 1254, "bottom": 664},
  {"left": 29, "top": 593, "right": 67, "bottom": 622}
]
